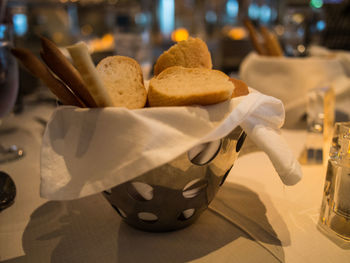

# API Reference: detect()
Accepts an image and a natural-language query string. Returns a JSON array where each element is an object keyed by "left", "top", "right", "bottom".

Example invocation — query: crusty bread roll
[
  {"left": 153, "top": 37, "right": 212, "bottom": 75},
  {"left": 148, "top": 66, "right": 234, "bottom": 107},
  {"left": 96, "top": 56, "right": 147, "bottom": 109}
]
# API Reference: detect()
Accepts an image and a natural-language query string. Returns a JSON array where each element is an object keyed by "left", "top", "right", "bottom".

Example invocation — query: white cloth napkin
[
  {"left": 40, "top": 91, "right": 302, "bottom": 200},
  {"left": 239, "top": 52, "right": 350, "bottom": 127},
  {"left": 309, "top": 45, "right": 350, "bottom": 76}
]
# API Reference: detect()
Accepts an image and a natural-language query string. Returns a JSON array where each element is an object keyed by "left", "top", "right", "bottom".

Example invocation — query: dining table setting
[
  {"left": 1, "top": 9, "right": 350, "bottom": 263},
  {"left": 1, "top": 75, "right": 350, "bottom": 263}
]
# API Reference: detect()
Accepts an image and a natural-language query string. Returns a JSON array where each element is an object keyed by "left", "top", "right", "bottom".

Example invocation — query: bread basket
[{"left": 102, "top": 126, "right": 246, "bottom": 232}]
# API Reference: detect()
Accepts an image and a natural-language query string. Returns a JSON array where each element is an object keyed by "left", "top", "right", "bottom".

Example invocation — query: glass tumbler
[
  {"left": 318, "top": 122, "right": 350, "bottom": 245},
  {"left": 112, "top": 0, "right": 152, "bottom": 79},
  {"left": 0, "top": 23, "right": 24, "bottom": 164},
  {"left": 0, "top": 24, "right": 19, "bottom": 119}
]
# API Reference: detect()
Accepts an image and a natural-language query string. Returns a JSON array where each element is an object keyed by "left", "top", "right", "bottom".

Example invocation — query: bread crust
[
  {"left": 244, "top": 19, "right": 267, "bottom": 55},
  {"left": 11, "top": 47, "right": 84, "bottom": 107},
  {"left": 260, "top": 26, "right": 283, "bottom": 57},
  {"left": 153, "top": 37, "right": 212, "bottom": 75},
  {"left": 229, "top": 78, "right": 249, "bottom": 98},
  {"left": 40, "top": 37, "right": 97, "bottom": 107}
]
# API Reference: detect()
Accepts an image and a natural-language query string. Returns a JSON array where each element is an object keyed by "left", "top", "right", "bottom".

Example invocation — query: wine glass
[
  {"left": 0, "top": 23, "right": 23, "bottom": 163},
  {"left": 282, "top": 7, "right": 308, "bottom": 57}
]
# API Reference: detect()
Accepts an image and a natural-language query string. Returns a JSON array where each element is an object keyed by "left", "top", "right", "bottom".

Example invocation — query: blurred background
[{"left": 1, "top": 0, "right": 349, "bottom": 100}]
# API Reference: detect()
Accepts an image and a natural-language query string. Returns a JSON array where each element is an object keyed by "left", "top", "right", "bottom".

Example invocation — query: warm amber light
[
  {"left": 102, "top": 33, "right": 114, "bottom": 43},
  {"left": 171, "top": 28, "right": 189, "bottom": 42},
  {"left": 292, "top": 13, "right": 304, "bottom": 24},
  {"left": 89, "top": 33, "right": 115, "bottom": 52},
  {"left": 297, "top": 44, "right": 306, "bottom": 53},
  {"left": 227, "top": 27, "right": 247, "bottom": 40}
]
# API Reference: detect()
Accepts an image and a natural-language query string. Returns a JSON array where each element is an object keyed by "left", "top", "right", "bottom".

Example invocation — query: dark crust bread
[
  {"left": 229, "top": 78, "right": 249, "bottom": 98},
  {"left": 11, "top": 47, "right": 84, "bottom": 107},
  {"left": 40, "top": 37, "right": 97, "bottom": 107}
]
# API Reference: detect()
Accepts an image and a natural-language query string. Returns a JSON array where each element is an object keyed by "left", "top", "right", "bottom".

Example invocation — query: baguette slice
[
  {"left": 148, "top": 66, "right": 234, "bottom": 107},
  {"left": 96, "top": 56, "right": 147, "bottom": 109},
  {"left": 154, "top": 37, "right": 212, "bottom": 75},
  {"left": 229, "top": 78, "right": 249, "bottom": 98}
]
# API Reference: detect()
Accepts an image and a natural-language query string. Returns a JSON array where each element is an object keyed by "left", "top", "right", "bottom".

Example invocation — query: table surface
[{"left": 1, "top": 96, "right": 350, "bottom": 263}]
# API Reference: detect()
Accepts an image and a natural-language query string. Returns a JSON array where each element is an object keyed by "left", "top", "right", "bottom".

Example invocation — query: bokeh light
[
  {"left": 310, "top": 0, "right": 323, "bottom": 8},
  {"left": 171, "top": 28, "right": 189, "bottom": 42}
]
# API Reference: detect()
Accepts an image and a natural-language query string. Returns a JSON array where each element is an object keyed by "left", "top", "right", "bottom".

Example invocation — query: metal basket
[{"left": 102, "top": 127, "right": 246, "bottom": 232}]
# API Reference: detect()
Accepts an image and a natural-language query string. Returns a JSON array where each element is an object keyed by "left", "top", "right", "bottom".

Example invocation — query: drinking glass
[
  {"left": 112, "top": 0, "right": 152, "bottom": 79},
  {"left": 299, "top": 86, "right": 334, "bottom": 165},
  {"left": 0, "top": 23, "right": 23, "bottom": 163},
  {"left": 282, "top": 7, "right": 308, "bottom": 57},
  {"left": 318, "top": 122, "right": 350, "bottom": 247}
]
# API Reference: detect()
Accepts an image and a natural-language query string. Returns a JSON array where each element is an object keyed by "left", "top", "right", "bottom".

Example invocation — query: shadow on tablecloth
[{"left": 2, "top": 183, "right": 287, "bottom": 263}]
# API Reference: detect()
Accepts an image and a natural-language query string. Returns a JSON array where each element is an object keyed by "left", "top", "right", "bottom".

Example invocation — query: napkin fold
[{"left": 41, "top": 91, "right": 302, "bottom": 200}]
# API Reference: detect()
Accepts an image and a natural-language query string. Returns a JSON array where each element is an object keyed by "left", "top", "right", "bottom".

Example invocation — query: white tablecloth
[{"left": 0, "top": 99, "right": 349, "bottom": 263}]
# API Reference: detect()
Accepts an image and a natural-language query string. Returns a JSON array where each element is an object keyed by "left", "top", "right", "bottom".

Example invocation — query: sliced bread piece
[
  {"left": 96, "top": 56, "right": 147, "bottom": 109},
  {"left": 153, "top": 37, "right": 212, "bottom": 75},
  {"left": 148, "top": 66, "right": 234, "bottom": 107},
  {"left": 229, "top": 78, "right": 249, "bottom": 98}
]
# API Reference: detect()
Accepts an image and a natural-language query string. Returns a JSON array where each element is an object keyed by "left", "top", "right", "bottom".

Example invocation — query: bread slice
[
  {"left": 153, "top": 37, "right": 212, "bottom": 75},
  {"left": 229, "top": 78, "right": 249, "bottom": 98},
  {"left": 148, "top": 66, "right": 234, "bottom": 107},
  {"left": 96, "top": 56, "right": 147, "bottom": 109}
]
